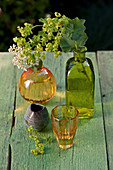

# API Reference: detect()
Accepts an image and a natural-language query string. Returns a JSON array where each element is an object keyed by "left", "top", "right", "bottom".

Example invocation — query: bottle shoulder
[
  {"left": 66, "top": 57, "right": 94, "bottom": 69},
  {"left": 66, "top": 57, "right": 94, "bottom": 79},
  {"left": 66, "top": 57, "right": 92, "bottom": 65}
]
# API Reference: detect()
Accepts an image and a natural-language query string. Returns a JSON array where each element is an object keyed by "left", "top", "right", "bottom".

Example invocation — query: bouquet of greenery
[{"left": 9, "top": 12, "right": 88, "bottom": 70}]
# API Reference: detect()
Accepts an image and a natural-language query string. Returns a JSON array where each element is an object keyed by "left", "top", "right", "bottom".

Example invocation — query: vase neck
[
  {"left": 32, "top": 59, "right": 43, "bottom": 71},
  {"left": 74, "top": 52, "right": 86, "bottom": 63}
]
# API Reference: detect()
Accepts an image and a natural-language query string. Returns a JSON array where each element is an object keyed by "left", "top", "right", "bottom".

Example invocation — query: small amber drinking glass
[{"left": 51, "top": 105, "right": 79, "bottom": 149}]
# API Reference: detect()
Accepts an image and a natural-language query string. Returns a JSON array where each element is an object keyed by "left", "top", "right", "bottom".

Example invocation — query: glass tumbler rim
[{"left": 51, "top": 104, "right": 79, "bottom": 122}]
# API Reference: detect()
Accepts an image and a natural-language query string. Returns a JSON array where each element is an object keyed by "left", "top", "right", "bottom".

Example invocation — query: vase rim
[
  {"left": 51, "top": 104, "right": 79, "bottom": 122},
  {"left": 30, "top": 103, "right": 45, "bottom": 113}
]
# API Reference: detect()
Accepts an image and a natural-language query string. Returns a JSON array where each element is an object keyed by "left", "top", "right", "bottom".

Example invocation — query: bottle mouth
[{"left": 31, "top": 103, "right": 44, "bottom": 112}]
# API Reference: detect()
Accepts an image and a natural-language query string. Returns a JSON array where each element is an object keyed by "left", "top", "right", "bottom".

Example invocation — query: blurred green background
[{"left": 0, "top": 0, "right": 113, "bottom": 52}]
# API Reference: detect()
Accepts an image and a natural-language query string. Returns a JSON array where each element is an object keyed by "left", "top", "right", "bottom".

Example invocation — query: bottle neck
[{"left": 74, "top": 52, "right": 86, "bottom": 63}]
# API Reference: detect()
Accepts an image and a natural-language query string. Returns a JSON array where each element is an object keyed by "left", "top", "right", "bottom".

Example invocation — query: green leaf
[
  {"left": 70, "top": 17, "right": 86, "bottom": 32},
  {"left": 60, "top": 17, "right": 88, "bottom": 53},
  {"left": 60, "top": 34, "right": 75, "bottom": 52},
  {"left": 72, "top": 32, "right": 88, "bottom": 47}
]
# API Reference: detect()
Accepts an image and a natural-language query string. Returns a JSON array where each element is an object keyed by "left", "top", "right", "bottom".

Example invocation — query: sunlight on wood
[
  {"left": 55, "top": 91, "right": 65, "bottom": 98},
  {"left": 15, "top": 107, "right": 24, "bottom": 113}
]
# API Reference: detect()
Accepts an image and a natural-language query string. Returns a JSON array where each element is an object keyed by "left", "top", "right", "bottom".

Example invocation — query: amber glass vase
[
  {"left": 65, "top": 52, "right": 95, "bottom": 118},
  {"left": 19, "top": 62, "right": 56, "bottom": 104}
]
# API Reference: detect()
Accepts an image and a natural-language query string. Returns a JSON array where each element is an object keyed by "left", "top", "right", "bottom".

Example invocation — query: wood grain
[
  {"left": 10, "top": 52, "right": 108, "bottom": 170},
  {"left": 97, "top": 51, "right": 113, "bottom": 170},
  {"left": 0, "top": 53, "right": 16, "bottom": 170}
]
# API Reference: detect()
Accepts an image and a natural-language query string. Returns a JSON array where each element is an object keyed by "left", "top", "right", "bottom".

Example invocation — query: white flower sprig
[{"left": 8, "top": 44, "right": 27, "bottom": 70}]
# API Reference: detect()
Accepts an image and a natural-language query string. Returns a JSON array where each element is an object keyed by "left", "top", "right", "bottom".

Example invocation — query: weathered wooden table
[{"left": 0, "top": 51, "right": 112, "bottom": 170}]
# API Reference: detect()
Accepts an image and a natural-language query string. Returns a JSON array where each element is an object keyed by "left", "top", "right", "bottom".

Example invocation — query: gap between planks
[
  {"left": 7, "top": 67, "right": 17, "bottom": 170},
  {"left": 96, "top": 51, "right": 110, "bottom": 170}
]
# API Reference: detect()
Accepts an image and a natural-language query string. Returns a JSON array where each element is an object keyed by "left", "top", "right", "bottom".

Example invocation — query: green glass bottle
[{"left": 65, "top": 52, "right": 95, "bottom": 118}]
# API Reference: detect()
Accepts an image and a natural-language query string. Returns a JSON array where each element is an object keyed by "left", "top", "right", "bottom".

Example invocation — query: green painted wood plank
[
  {"left": 97, "top": 51, "right": 113, "bottom": 170},
  {"left": 11, "top": 52, "right": 108, "bottom": 170},
  {"left": 0, "top": 53, "right": 16, "bottom": 170},
  {"left": 59, "top": 52, "right": 108, "bottom": 170}
]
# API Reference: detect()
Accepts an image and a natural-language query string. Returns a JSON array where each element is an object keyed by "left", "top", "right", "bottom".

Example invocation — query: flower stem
[{"left": 32, "top": 25, "right": 43, "bottom": 29}]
